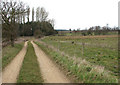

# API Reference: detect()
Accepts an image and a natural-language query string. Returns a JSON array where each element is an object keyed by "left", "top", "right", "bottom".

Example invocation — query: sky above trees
[{"left": 20, "top": 0, "right": 119, "bottom": 30}]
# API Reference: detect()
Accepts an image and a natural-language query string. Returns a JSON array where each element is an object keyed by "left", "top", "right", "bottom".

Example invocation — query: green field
[
  {"left": 37, "top": 35, "right": 118, "bottom": 83},
  {"left": 2, "top": 42, "right": 24, "bottom": 69},
  {"left": 17, "top": 42, "right": 43, "bottom": 83}
]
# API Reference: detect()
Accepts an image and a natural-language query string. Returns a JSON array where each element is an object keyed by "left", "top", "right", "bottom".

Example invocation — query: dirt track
[
  {"left": 2, "top": 41, "right": 28, "bottom": 83},
  {"left": 31, "top": 41, "right": 70, "bottom": 83}
]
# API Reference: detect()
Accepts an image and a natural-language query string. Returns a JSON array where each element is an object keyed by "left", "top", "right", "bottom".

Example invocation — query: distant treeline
[
  {"left": 57, "top": 25, "right": 119, "bottom": 36},
  {"left": 79, "top": 26, "right": 119, "bottom": 36},
  {"left": 1, "top": 0, "right": 57, "bottom": 47},
  {"left": 19, "top": 21, "right": 57, "bottom": 37}
]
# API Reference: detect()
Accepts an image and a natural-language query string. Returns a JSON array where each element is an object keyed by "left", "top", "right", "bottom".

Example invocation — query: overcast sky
[{"left": 21, "top": 0, "right": 119, "bottom": 30}]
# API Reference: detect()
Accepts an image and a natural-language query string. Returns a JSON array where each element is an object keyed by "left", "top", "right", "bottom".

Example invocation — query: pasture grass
[
  {"left": 41, "top": 36, "right": 118, "bottom": 76},
  {"left": 35, "top": 41, "right": 118, "bottom": 83}
]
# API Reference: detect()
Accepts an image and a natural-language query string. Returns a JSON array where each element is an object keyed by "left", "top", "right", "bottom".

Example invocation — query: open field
[
  {"left": 2, "top": 35, "right": 118, "bottom": 83},
  {"left": 2, "top": 42, "right": 24, "bottom": 69},
  {"left": 37, "top": 35, "right": 118, "bottom": 83},
  {"left": 17, "top": 42, "right": 43, "bottom": 83},
  {"left": 58, "top": 31, "right": 118, "bottom": 36}
]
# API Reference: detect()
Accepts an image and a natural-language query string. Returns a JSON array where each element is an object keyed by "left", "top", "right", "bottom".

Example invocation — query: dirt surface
[
  {"left": 31, "top": 41, "right": 70, "bottom": 83},
  {"left": 2, "top": 41, "right": 28, "bottom": 83}
]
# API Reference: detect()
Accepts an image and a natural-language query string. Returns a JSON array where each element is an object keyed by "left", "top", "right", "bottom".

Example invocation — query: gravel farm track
[{"left": 2, "top": 40, "right": 70, "bottom": 83}]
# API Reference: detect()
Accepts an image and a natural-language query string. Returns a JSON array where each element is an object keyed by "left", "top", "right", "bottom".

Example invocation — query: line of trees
[
  {"left": 82, "top": 25, "right": 119, "bottom": 36},
  {"left": 71, "top": 25, "right": 119, "bottom": 36},
  {"left": 1, "top": 0, "right": 57, "bottom": 47}
]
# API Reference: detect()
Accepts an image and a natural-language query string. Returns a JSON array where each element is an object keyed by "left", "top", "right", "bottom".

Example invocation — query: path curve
[
  {"left": 2, "top": 41, "right": 28, "bottom": 83},
  {"left": 31, "top": 41, "right": 70, "bottom": 83}
]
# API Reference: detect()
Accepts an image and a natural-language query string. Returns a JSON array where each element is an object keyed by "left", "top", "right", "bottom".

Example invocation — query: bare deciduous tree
[
  {"left": 26, "top": 6, "right": 30, "bottom": 23},
  {"left": 36, "top": 7, "right": 40, "bottom": 22},
  {"left": 36, "top": 7, "right": 48, "bottom": 22},
  {"left": 40, "top": 7, "right": 48, "bottom": 22},
  {"left": 48, "top": 19, "right": 55, "bottom": 28},
  {"left": 1, "top": 0, "right": 27, "bottom": 47},
  {"left": 32, "top": 7, "right": 34, "bottom": 22}
]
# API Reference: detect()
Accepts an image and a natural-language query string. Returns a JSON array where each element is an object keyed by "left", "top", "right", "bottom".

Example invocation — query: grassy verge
[
  {"left": 17, "top": 42, "right": 43, "bottom": 83},
  {"left": 2, "top": 42, "right": 24, "bottom": 69},
  {"left": 35, "top": 41, "right": 118, "bottom": 83}
]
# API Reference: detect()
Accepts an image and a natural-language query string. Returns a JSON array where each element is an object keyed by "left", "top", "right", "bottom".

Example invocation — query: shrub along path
[{"left": 2, "top": 41, "right": 28, "bottom": 83}]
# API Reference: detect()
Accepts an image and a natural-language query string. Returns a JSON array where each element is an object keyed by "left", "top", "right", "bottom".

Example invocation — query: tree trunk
[{"left": 11, "top": 35, "right": 14, "bottom": 47}]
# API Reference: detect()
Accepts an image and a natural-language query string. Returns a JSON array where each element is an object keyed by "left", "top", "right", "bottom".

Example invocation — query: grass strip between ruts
[{"left": 17, "top": 41, "right": 43, "bottom": 83}]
